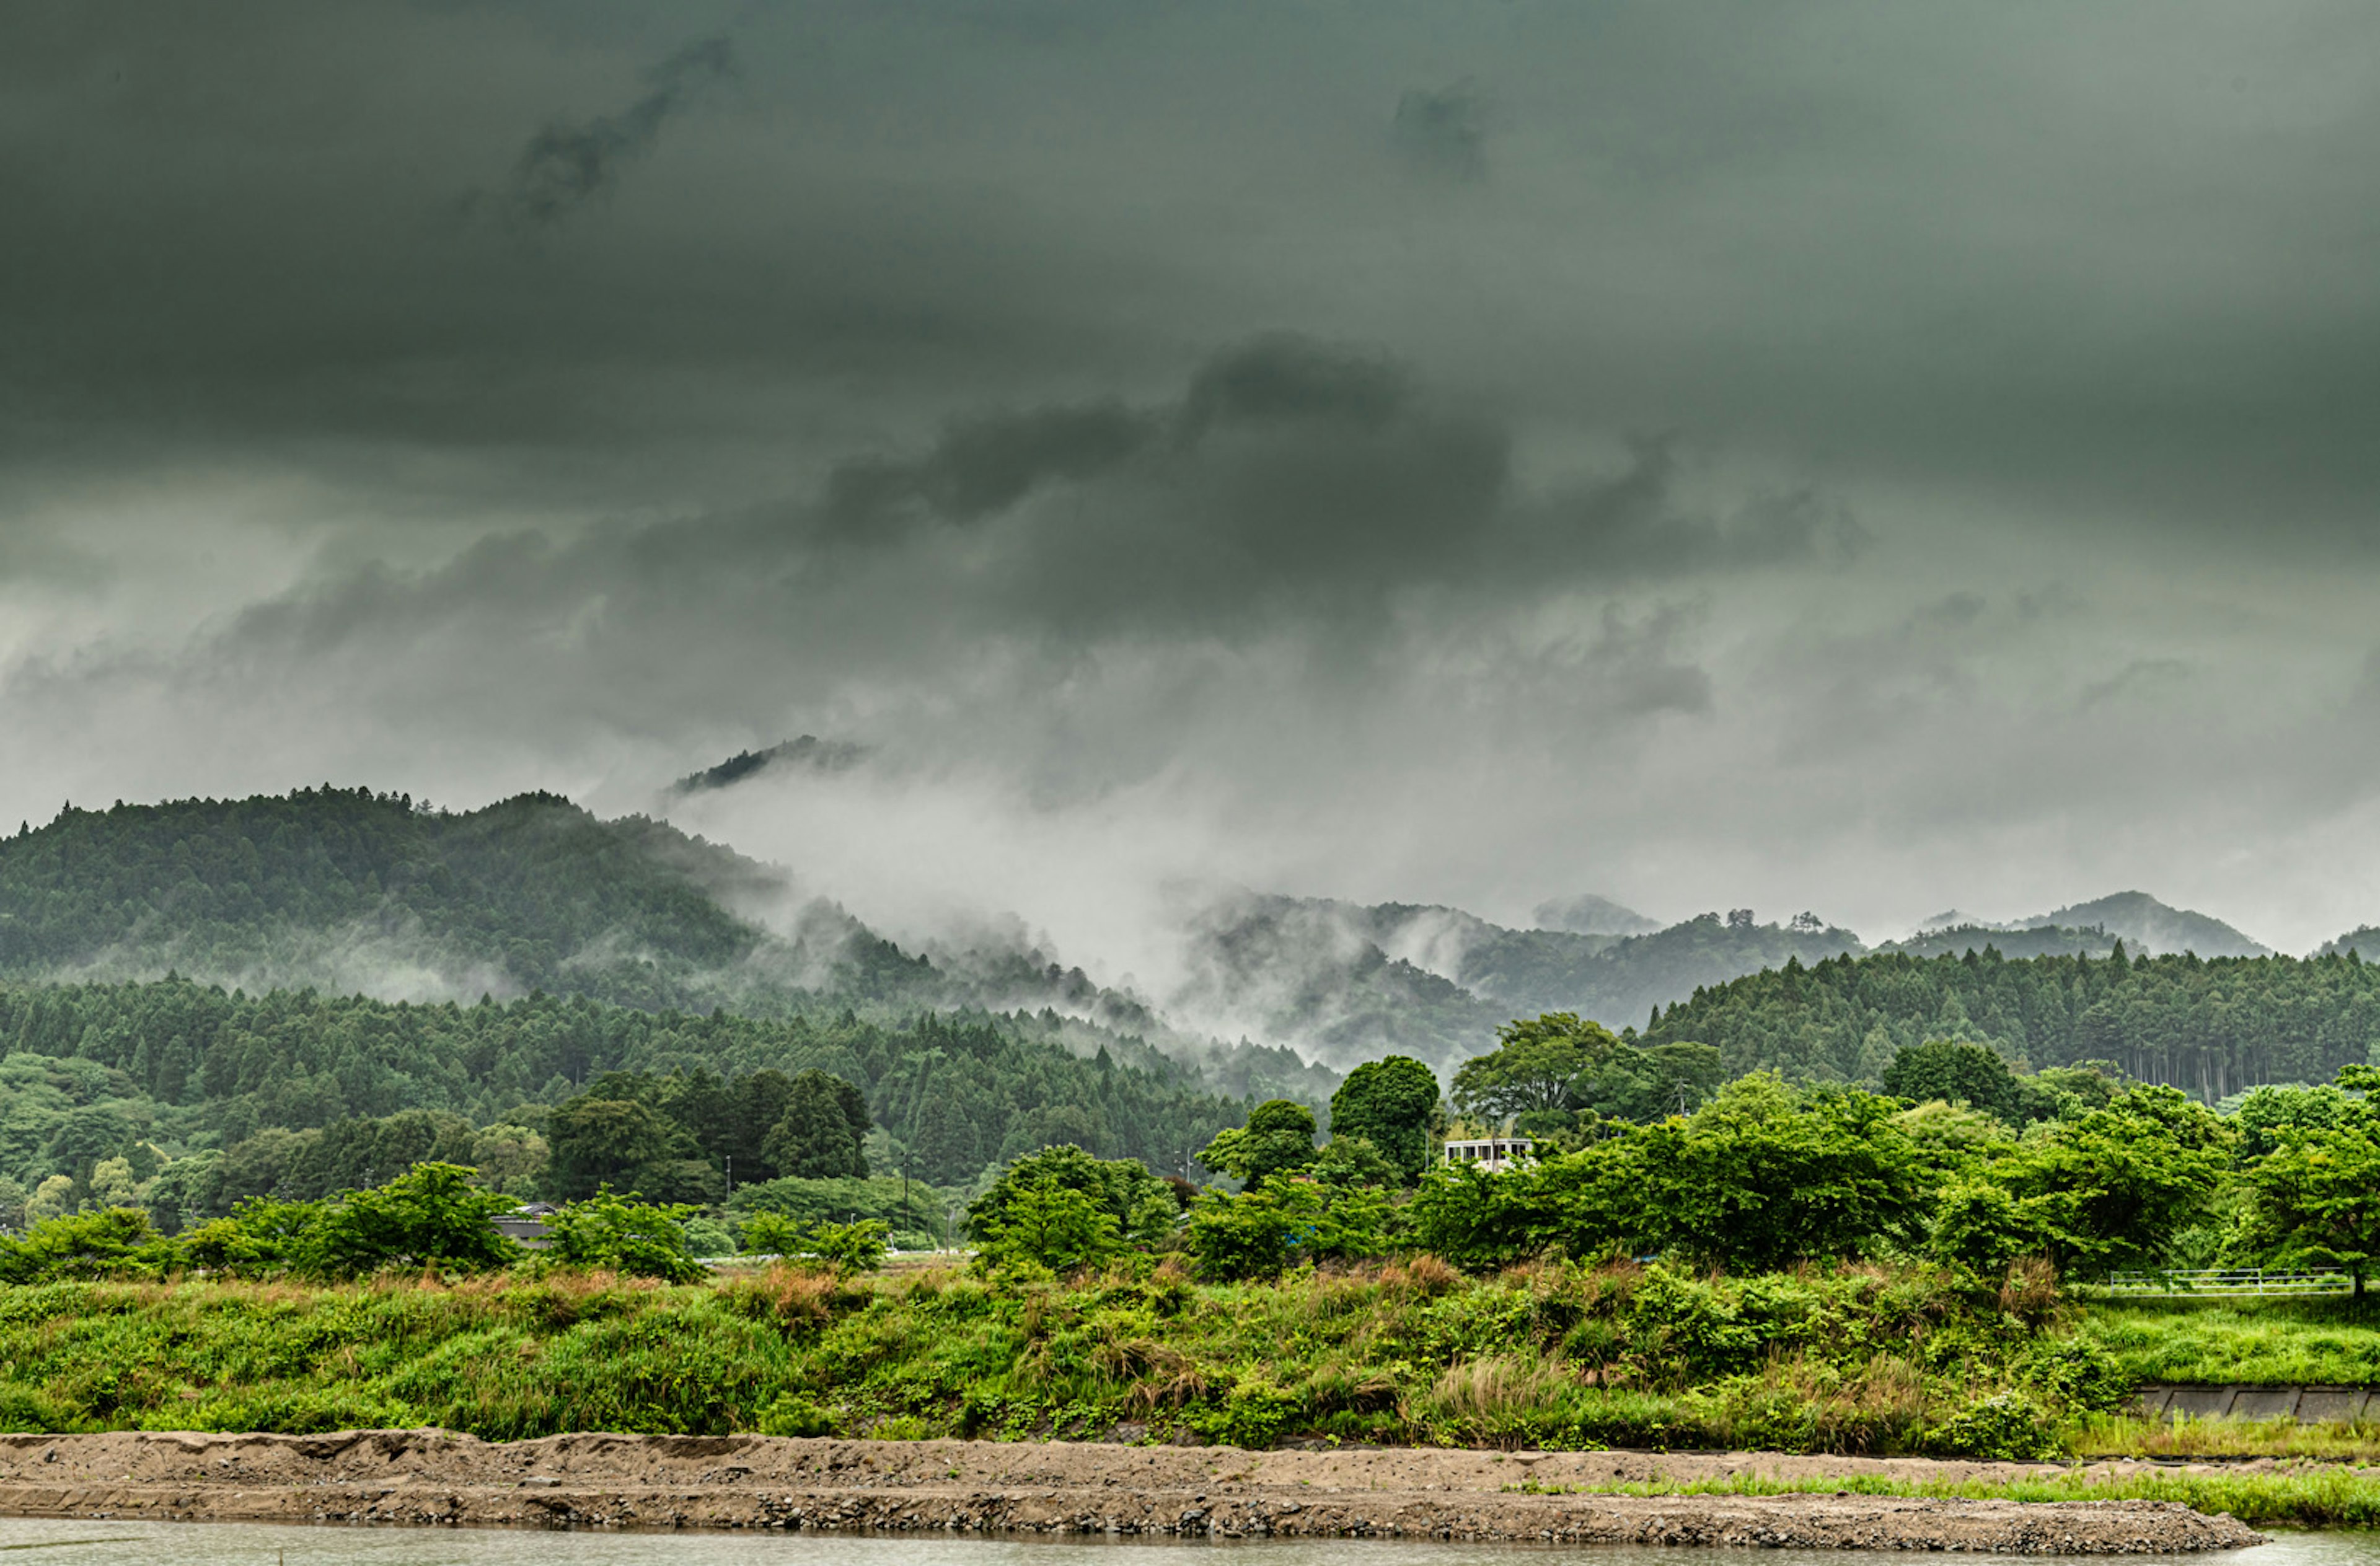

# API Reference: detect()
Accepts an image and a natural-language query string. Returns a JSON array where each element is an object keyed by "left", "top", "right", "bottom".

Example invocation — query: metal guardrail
[{"left": 2095, "top": 1267, "right": 2353, "bottom": 1298}]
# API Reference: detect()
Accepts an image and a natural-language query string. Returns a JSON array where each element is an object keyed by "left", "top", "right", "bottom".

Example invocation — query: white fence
[{"left": 2094, "top": 1267, "right": 2354, "bottom": 1298}]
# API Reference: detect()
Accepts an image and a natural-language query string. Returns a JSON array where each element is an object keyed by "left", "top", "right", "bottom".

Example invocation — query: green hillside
[
  {"left": 1641, "top": 944, "right": 2380, "bottom": 1099},
  {"left": 0, "top": 976, "right": 1252, "bottom": 1217}
]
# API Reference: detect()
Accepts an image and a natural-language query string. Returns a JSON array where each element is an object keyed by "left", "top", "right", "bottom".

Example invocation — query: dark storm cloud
[
  {"left": 7, "top": 0, "right": 2380, "bottom": 953},
  {"left": 1391, "top": 81, "right": 1488, "bottom": 182},
  {"left": 501, "top": 36, "right": 736, "bottom": 229},
  {"left": 821, "top": 400, "right": 1160, "bottom": 537}
]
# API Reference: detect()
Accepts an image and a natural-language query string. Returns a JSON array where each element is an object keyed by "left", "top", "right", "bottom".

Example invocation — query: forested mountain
[
  {"left": 2011, "top": 892, "right": 2268, "bottom": 957},
  {"left": 1639, "top": 945, "right": 2380, "bottom": 1102},
  {"left": 1457, "top": 912, "right": 1867, "bottom": 1029},
  {"left": 0, "top": 787, "right": 1184, "bottom": 1037},
  {"left": 0, "top": 977, "right": 1252, "bottom": 1211},
  {"left": 1529, "top": 893, "right": 1659, "bottom": 936},
  {"left": 671, "top": 735, "right": 863, "bottom": 794},
  {"left": 2319, "top": 926, "right": 2380, "bottom": 958},
  {"left": 1880, "top": 923, "right": 2123, "bottom": 961},
  {"left": 1173, "top": 894, "right": 1864, "bottom": 1072}
]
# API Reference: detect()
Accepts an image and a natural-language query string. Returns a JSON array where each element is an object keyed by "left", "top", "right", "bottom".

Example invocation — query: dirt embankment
[{"left": 0, "top": 1430, "right": 2263, "bottom": 1552}]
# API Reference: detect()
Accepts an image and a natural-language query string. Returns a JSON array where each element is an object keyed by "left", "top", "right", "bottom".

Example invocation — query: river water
[{"left": 0, "top": 1521, "right": 2371, "bottom": 1566}]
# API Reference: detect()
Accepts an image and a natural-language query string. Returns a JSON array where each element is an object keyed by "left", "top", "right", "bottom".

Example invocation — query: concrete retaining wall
[{"left": 2131, "top": 1383, "right": 2378, "bottom": 1422}]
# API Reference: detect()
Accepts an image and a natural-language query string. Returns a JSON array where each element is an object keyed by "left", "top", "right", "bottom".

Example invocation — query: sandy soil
[{"left": 0, "top": 1430, "right": 2266, "bottom": 1551}]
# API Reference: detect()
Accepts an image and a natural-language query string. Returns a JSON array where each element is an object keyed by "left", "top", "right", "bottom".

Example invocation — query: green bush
[
  {"left": 544, "top": 1187, "right": 705, "bottom": 1282},
  {"left": 309, "top": 1162, "right": 521, "bottom": 1278}
]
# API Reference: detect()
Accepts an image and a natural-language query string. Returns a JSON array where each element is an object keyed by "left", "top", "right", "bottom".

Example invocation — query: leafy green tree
[
  {"left": 739, "top": 1208, "right": 806, "bottom": 1256},
  {"left": 181, "top": 1195, "right": 325, "bottom": 1277},
  {"left": 1981, "top": 1085, "right": 2231, "bottom": 1275},
  {"left": 2231, "top": 1083, "right": 2353, "bottom": 1163},
  {"left": 1311, "top": 1135, "right": 1400, "bottom": 1188},
  {"left": 762, "top": 1070, "right": 870, "bottom": 1179},
  {"left": 307, "top": 1161, "right": 521, "bottom": 1278},
  {"left": 1186, "top": 1177, "right": 1392, "bottom": 1280},
  {"left": 471, "top": 1124, "right": 550, "bottom": 1197},
  {"left": 976, "top": 1178, "right": 1119, "bottom": 1272},
  {"left": 546, "top": 1096, "right": 679, "bottom": 1200},
  {"left": 1197, "top": 1099, "right": 1318, "bottom": 1189},
  {"left": 967, "top": 1143, "right": 1176, "bottom": 1257},
  {"left": 1408, "top": 1156, "right": 1578, "bottom": 1272},
  {"left": 0, "top": 1207, "right": 180, "bottom": 1283},
  {"left": 1883, "top": 1040, "right": 2024, "bottom": 1122},
  {"left": 1576, "top": 1040, "right": 1724, "bottom": 1122},
  {"left": 2241, "top": 1067, "right": 2380, "bottom": 1294},
  {"left": 1618, "top": 1074, "right": 1928, "bottom": 1270},
  {"left": 1450, "top": 1014, "right": 1618, "bottom": 1121},
  {"left": 544, "top": 1186, "right": 705, "bottom": 1282},
  {"left": 1328, "top": 1057, "right": 1440, "bottom": 1183},
  {"left": 799, "top": 1218, "right": 891, "bottom": 1275}
]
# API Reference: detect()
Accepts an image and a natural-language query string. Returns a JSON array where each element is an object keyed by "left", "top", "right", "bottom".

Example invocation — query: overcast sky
[{"left": 5, "top": 0, "right": 2379, "bottom": 962}]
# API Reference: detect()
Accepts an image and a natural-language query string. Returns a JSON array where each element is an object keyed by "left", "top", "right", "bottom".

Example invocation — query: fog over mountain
[{"left": 7, "top": 2, "right": 2380, "bottom": 969}]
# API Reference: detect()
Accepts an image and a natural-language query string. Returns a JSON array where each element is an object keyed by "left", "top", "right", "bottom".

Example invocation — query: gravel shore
[{"left": 0, "top": 1430, "right": 2265, "bottom": 1552}]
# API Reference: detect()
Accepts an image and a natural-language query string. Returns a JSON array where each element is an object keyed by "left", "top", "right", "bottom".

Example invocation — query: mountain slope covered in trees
[
  {"left": 0, "top": 787, "right": 1222, "bottom": 1058},
  {"left": 1639, "top": 946, "right": 2380, "bottom": 1101},
  {"left": 1174, "top": 894, "right": 1865, "bottom": 1071},
  {"left": 0, "top": 976, "right": 1253, "bottom": 1218}
]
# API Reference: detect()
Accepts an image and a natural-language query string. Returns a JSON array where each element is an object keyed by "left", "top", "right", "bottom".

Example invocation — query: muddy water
[{"left": 0, "top": 1517, "right": 2368, "bottom": 1565}]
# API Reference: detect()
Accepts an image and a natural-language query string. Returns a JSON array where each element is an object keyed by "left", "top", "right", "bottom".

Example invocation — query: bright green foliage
[
  {"left": 0, "top": 983, "right": 1254, "bottom": 1215},
  {"left": 1450, "top": 1013, "right": 1722, "bottom": 1135},
  {"left": 1328, "top": 1056, "right": 1440, "bottom": 1182},
  {"left": 679, "top": 1216, "right": 738, "bottom": 1257},
  {"left": 1620, "top": 1075, "right": 1928, "bottom": 1270},
  {"left": 1452, "top": 1014, "right": 1618, "bottom": 1119},
  {"left": 739, "top": 1214, "right": 890, "bottom": 1273},
  {"left": 976, "top": 1179, "right": 1119, "bottom": 1272},
  {"left": 1644, "top": 944, "right": 2380, "bottom": 1099},
  {"left": 2241, "top": 1067, "right": 2380, "bottom": 1291},
  {"left": 1198, "top": 1099, "right": 1319, "bottom": 1189},
  {"left": 967, "top": 1144, "right": 1179, "bottom": 1259},
  {"left": 1311, "top": 1135, "right": 1401, "bottom": 1188},
  {"left": 308, "top": 1161, "right": 522, "bottom": 1278},
  {"left": 1186, "top": 1177, "right": 1393, "bottom": 1280},
  {"left": 542, "top": 1187, "right": 705, "bottom": 1283},
  {"left": 0, "top": 1208, "right": 180, "bottom": 1283},
  {"left": 738, "top": 1209, "right": 805, "bottom": 1256},
  {"left": 0, "top": 1258, "right": 2102, "bottom": 1457},
  {"left": 180, "top": 1197, "right": 327, "bottom": 1277},
  {"left": 1409, "top": 1075, "right": 1927, "bottom": 1272},
  {"left": 2231, "top": 1081, "right": 2355, "bottom": 1162},
  {"left": 1951, "top": 1080, "right": 2228, "bottom": 1275},
  {"left": 803, "top": 1219, "right": 890, "bottom": 1275}
]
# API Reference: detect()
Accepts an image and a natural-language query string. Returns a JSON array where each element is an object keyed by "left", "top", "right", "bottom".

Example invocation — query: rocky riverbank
[{"left": 0, "top": 1430, "right": 2268, "bottom": 1551}]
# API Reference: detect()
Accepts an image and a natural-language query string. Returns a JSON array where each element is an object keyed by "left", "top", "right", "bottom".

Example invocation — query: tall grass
[
  {"left": 0, "top": 1257, "right": 2110, "bottom": 1458},
  {"left": 1518, "top": 1467, "right": 2380, "bottom": 1529},
  {"left": 2081, "top": 1297, "right": 2380, "bottom": 1385}
]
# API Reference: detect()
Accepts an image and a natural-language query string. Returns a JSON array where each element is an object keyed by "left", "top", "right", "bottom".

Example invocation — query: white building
[{"left": 1443, "top": 1137, "right": 1534, "bottom": 1172}]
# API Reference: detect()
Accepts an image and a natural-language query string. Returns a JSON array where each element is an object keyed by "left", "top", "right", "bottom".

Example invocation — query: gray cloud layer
[{"left": 4, "top": 0, "right": 2380, "bottom": 955}]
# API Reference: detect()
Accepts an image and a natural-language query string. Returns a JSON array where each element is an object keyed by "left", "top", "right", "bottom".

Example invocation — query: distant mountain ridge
[
  {"left": 2014, "top": 892, "right": 2268, "bottom": 957},
  {"left": 1881, "top": 924, "right": 2125, "bottom": 961},
  {"left": 1169, "top": 891, "right": 1865, "bottom": 1075},
  {"left": 673, "top": 735, "right": 865, "bottom": 794},
  {"left": 0, "top": 786, "right": 1334, "bottom": 1107},
  {"left": 1894, "top": 892, "right": 2268, "bottom": 958},
  {"left": 1531, "top": 893, "right": 1660, "bottom": 936}
]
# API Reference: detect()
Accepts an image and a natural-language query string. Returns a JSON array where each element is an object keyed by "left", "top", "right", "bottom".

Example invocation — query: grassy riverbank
[
  {"left": 2079, "top": 1296, "right": 2380, "bottom": 1385},
  {"left": 1523, "top": 1469, "right": 2380, "bottom": 1529},
  {"left": 0, "top": 1256, "right": 2116, "bottom": 1458}
]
